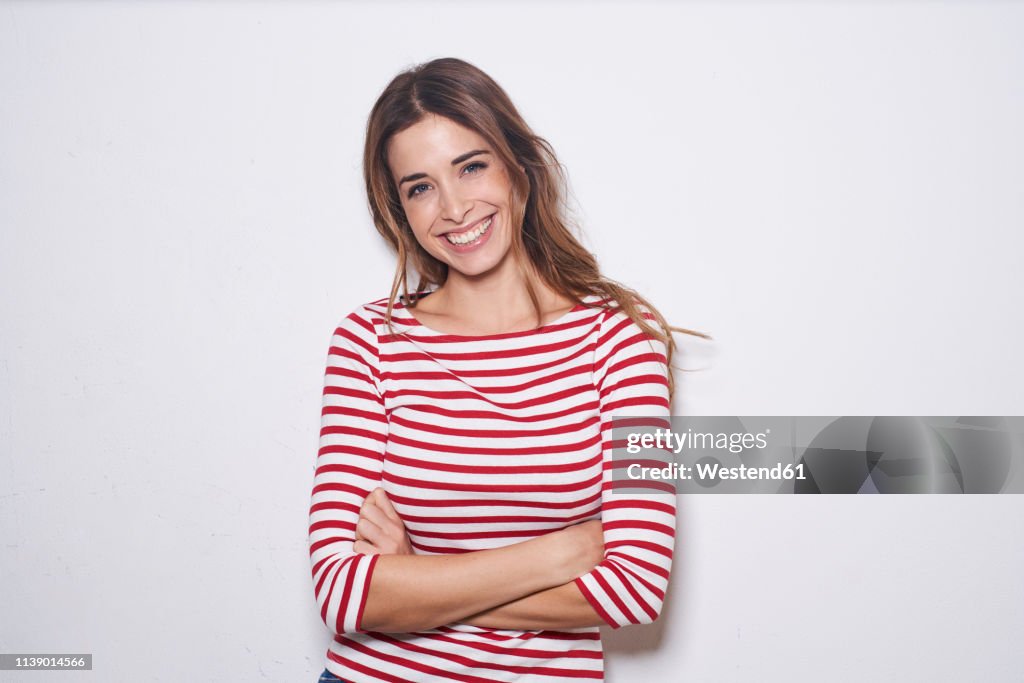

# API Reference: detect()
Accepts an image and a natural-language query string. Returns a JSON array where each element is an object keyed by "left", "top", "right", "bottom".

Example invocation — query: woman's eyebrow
[
  {"left": 398, "top": 149, "right": 491, "bottom": 186},
  {"left": 451, "top": 149, "right": 489, "bottom": 165}
]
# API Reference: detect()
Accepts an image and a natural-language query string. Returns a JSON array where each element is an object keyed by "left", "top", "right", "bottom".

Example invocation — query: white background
[{"left": 2, "top": 1, "right": 1023, "bottom": 681}]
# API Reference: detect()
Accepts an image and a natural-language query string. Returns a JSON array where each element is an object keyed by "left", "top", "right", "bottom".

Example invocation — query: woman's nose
[{"left": 438, "top": 184, "right": 471, "bottom": 225}]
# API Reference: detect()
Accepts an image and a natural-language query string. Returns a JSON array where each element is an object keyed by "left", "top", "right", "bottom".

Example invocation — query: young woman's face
[{"left": 388, "top": 114, "right": 516, "bottom": 281}]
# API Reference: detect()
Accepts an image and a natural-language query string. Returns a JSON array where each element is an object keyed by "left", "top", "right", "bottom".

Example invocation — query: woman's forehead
[{"left": 388, "top": 115, "right": 490, "bottom": 168}]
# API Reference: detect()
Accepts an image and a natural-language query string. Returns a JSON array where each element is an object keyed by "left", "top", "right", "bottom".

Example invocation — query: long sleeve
[
  {"left": 308, "top": 306, "right": 387, "bottom": 635},
  {"left": 573, "top": 304, "right": 677, "bottom": 628}
]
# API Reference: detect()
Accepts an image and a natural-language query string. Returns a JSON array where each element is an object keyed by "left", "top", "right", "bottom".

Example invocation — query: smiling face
[{"left": 387, "top": 114, "right": 517, "bottom": 282}]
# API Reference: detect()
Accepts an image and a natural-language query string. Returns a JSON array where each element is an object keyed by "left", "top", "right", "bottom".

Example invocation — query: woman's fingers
[
  {"left": 373, "top": 487, "right": 404, "bottom": 524},
  {"left": 361, "top": 501, "right": 412, "bottom": 552},
  {"left": 363, "top": 487, "right": 406, "bottom": 531},
  {"left": 353, "top": 539, "right": 379, "bottom": 556},
  {"left": 354, "top": 507, "right": 367, "bottom": 541},
  {"left": 356, "top": 489, "right": 384, "bottom": 541},
  {"left": 356, "top": 516, "right": 384, "bottom": 546},
  {"left": 356, "top": 487, "right": 413, "bottom": 555},
  {"left": 359, "top": 501, "right": 392, "bottom": 531}
]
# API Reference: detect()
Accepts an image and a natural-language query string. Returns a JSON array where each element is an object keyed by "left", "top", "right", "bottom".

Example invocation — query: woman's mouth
[{"left": 442, "top": 215, "right": 494, "bottom": 250}]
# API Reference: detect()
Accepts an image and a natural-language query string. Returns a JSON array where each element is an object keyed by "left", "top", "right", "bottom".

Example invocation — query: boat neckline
[{"left": 392, "top": 292, "right": 603, "bottom": 340}]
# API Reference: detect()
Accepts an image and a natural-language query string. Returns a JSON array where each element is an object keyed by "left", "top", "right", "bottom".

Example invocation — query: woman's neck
[{"left": 419, "top": 267, "right": 573, "bottom": 336}]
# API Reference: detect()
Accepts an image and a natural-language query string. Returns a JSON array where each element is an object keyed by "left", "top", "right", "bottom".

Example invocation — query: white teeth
[{"left": 445, "top": 217, "right": 492, "bottom": 245}]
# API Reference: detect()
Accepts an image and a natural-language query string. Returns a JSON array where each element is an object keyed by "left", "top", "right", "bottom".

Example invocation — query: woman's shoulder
[
  {"left": 338, "top": 295, "right": 404, "bottom": 319},
  {"left": 333, "top": 295, "right": 432, "bottom": 339},
  {"left": 582, "top": 293, "right": 658, "bottom": 327},
  {"left": 329, "top": 297, "right": 391, "bottom": 335}
]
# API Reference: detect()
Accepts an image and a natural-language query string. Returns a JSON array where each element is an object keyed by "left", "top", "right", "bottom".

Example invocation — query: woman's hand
[
  {"left": 545, "top": 519, "right": 606, "bottom": 583},
  {"left": 353, "top": 487, "right": 414, "bottom": 556}
]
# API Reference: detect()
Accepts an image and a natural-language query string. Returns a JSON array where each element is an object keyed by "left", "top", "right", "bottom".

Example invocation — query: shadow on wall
[
  {"left": 603, "top": 312, "right": 706, "bottom": 673},
  {"left": 601, "top": 488, "right": 689, "bottom": 673},
  {"left": 670, "top": 328, "right": 717, "bottom": 418}
]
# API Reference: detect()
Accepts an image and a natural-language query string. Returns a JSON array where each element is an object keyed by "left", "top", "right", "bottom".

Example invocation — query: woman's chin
[{"left": 436, "top": 237, "right": 515, "bottom": 281}]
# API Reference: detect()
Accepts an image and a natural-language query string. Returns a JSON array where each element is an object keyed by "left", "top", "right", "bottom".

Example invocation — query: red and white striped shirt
[{"left": 309, "top": 293, "right": 676, "bottom": 682}]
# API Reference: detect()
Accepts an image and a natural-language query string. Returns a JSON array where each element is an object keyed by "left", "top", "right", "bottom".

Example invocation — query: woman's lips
[
  {"left": 442, "top": 213, "right": 495, "bottom": 237},
  {"left": 439, "top": 213, "right": 496, "bottom": 253}
]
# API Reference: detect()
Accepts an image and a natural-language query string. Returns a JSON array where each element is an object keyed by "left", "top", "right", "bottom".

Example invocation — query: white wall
[{"left": 1, "top": 1, "right": 1022, "bottom": 681}]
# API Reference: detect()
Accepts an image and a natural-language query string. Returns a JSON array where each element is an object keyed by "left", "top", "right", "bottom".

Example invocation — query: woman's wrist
[
  {"left": 460, "top": 581, "right": 606, "bottom": 631},
  {"left": 533, "top": 529, "right": 575, "bottom": 586},
  {"left": 538, "top": 520, "right": 605, "bottom": 585}
]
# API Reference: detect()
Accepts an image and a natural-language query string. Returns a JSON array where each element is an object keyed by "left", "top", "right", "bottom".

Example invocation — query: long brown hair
[{"left": 362, "top": 57, "right": 707, "bottom": 403}]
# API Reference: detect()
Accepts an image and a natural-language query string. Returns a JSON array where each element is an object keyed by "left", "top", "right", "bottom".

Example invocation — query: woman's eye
[
  {"left": 462, "top": 161, "right": 487, "bottom": 175},
  {"left": 408, "top": 183, "right": 430, "bottom": 199}
]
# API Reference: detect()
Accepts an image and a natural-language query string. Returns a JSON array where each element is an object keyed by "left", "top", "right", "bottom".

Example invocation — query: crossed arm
[
  {"left": 353, "top": 487, "right": 608, "bottom": 632},
  {"left": 310, "top": 306, "right": 676, "bottom": 637}
]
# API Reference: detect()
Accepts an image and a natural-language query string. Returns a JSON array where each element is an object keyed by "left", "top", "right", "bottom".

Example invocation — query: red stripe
[
  {"left": 601, "top": 394, "right": 670, "bottom": 413},
  {"left": 409, "top": 630, "right": 602, "bottom": 660},
  {"left": 433, "top": 625, "right": 600, "bottom": 642},
  {"left": 592, "top": 567, "right": 638, "bottom": 626},
  {"left": 605, "top": 554, "right": 665, "bottom": 599},
  {"left": 382, "top": 470, "right": 601, "bottom": 493},
  {"left": 321, "top": 406, "right": 389, "bottom": 423},
  {"left": 381, "top": 340, "right": 594, "bottom": 377},
  {"left": 389, "top": 411, "right": 600, "bottom": 438},
  {"left": 312, "top": 479, "right": 380, "bottom": 497},
  {"left": 399, "top": 509, "right": 599, "bottom": 525},
  {"left": 355, "top": 554, "right": 379, "bottom": 633},
  {"left": 319, "top": 556, "right": 345, "bottom": 626},
  {"left": 308, "top": 519, "right": 356, "bottom": 535},
  {"left": 405, "top": 527, "right": 551, "bottom": 541},
  {"left": 606, "top": 550, "right": 672, "bottom": 585},
  {"left": 336, "top": 551, "right": 359, "bottom": 634},
  {"left": 384, "top": 490, "right": 602, "bottom": 509},
  {"left": 386, "top": 450, "right": 602, "bottom": 475},
  {"left": 603, "top": 519, "right": 675, "bottom": 538},
  {"left": 603, "top": 559, "right": 658, "bottom": 622},
  {"left": 386, "top": 433, "right": 601, "bottom": 458},
  {"left": 326, "top": 650, "right": 417, "bottom": 683},
  {"left": 601, "top": 498, "right": 675, "bottom": 516},
  {"left": 397, "top": 400, "right": 601, "bottom": 423},
  {"left": 364, "top": 632, "right": 603, "bottom": 679},
  {"left": 335, "top": 635, "right": 524, "bottom": 683},
  {"left": 318, "top": 425, "right": 387, "bottom": 445},
  {"left": 316, "top": 447, "right": 386, "bottom": 464},
  {"left": 309, "top": 500, "right": 360, "bottom": 515},
  {"left": 382, "top": 362, "right": 591, "bottom": 395},
  {"left": 323, "top": 385, "right": 385, "bottom": 405},
  {"left": 604, "top": 538, "right": 674, "bottom": 562},
  {"left": 335, "top": 323, "right": 377, "bottom": 360},
  {"left": 383, "top": 332, "right": 596, "bottom": 361},
  {"left": 604, "top": 477, "right": 677, "bottom": 494},
  {"left": 387, "top": 383, "right": 594, "bottom": 409},
  {"left": 574, "top": 577, "right": 618, "bottom": 629},
  {"left": 599, "top": 371, "right": 669, "bottom": 401}
]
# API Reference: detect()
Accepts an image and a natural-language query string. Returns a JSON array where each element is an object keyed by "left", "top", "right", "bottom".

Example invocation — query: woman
[{"left": 309, "top": 57, "right": 691, "bottom": 682}]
